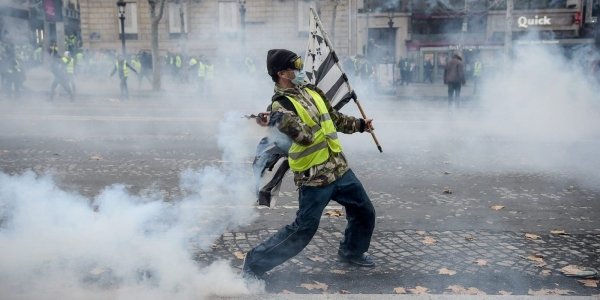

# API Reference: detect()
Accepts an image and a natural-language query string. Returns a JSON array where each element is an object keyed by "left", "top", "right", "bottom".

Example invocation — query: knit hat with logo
[{"left": 266, "top": 49, "right": 299, "bottom": 76}]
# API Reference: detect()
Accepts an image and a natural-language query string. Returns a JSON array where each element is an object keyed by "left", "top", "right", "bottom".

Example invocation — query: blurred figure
[
  {"left": 358, "top": 56, "right": 374, "bottom": 92},
  {"left": 33, "top": 44, "right": 43, "bottom": 65},
  {"left": 472, "top": 59, "right": 483, "bottom": 94},
  {"left": 444, "top": 52, "right": 466, "bottom": 109},
  {"left": 110, "top": 55, "right": 138, "bottom": 100},
  {"left": 399, "top": 58, "right": 410, "bottom": 85},
  {"left": 196, "top": 55, "right": 207, "bottom": 95},
  {"left": 3, "top": 47, "right": 24, "bottom": 99},
  {"left": 49, "top": 42, "right": 58, "bottom": 57},
  {"left": 49, "top": 51, "right": 73, "bottom": 101},
  {"left": 204, "top": 59, "right": 214, "bottom": 97},
  {"left": 423, "top": 59, "right": 434, "bottom": 83},
  {"left": 75, "top": 50, "right": 85, "bottom": 74},
  {"left": 138, "top": 50, "right": 153, "bottom": 87},
  {"left": 62, "top": 51, "right": 76, "bottom": 97}
]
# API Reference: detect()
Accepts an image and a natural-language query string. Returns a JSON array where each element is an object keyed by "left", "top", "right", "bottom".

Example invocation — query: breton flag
[{"left": 303, "top": 8, "right": 356, "bottom": 110}]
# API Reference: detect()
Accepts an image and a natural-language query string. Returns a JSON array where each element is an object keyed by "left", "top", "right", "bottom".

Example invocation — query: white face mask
[{"left": 291, "top": 70, "right": 306, "bottom": 86}]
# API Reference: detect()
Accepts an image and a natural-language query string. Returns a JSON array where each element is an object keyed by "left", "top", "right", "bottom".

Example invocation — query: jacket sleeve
[
  {"left": 269, "top": 100, "right": 314, "bottom": 146},
  {"left": 311, "top": 86, "right": 364, "bottom": 134}
]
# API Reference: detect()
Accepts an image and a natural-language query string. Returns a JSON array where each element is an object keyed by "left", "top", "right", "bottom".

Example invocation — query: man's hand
[
  {"left": 364, "top": 119, "right": 374, "bottom": 132},
  {"left": 243, "top": 112, "right": 269, "bottom": 126},
  {"left": 255, "top": 112, "right": 269, "bottom": 127}
]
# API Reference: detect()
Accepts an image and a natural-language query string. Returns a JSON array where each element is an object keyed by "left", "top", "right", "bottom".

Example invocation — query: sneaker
[
  {"left": 241, "top": 267, "right": 264, "bottom": 281},
  {"left": 241, "top": 255, "right": 265, "bottom": 281},
  {"left": 338, "top": 252, "right": 376, "bottom": 267}
]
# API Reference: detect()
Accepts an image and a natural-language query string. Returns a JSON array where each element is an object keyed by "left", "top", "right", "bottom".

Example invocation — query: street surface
[{"left": 0, "top": 68, "right": 599, "bottom": 299}]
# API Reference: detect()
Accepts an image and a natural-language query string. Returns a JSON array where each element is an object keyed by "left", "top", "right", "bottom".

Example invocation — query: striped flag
[{"left": 304, "top": 8, "right": 356, "bottom": 110}]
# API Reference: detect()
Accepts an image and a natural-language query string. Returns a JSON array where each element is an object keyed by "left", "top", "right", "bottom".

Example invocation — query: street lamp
[
  {"left": 388, "top": 11, "right": 395, "bottom": 63},
  {"left": 117, "top": 0, "right": 127, "bottom": 56},
  {"left": 239, "top": 0, "right": 246, "bottom": 46},
  {"left": 179, "top": 3, "right": 186, "bottom": 39}
]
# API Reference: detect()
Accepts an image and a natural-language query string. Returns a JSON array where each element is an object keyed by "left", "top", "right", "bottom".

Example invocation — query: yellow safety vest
[
  {"left": 131, "top": 59, "right": 141, "bottom": 72},
  {"left": 473, "top": 62, "right": 483, "bottom": 76},
  {"left": 62, "top": 57, "right": 74, "bottom": 74},
  {"left": 116, "top": 61, "right": 129, "bottom": 77},
  {"left": 285, "top": 88, "right": 343, "bottom": 172}
]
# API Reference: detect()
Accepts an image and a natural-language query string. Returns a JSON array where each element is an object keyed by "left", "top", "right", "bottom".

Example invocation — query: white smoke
[
  {"left": 0, "top": 115, "right": 264, "bottom": 300},
  {"left": 342, "top": 44, "right": 600, "bottom": 187}
]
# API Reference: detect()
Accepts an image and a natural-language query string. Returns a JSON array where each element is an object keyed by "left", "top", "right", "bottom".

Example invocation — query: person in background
[
  {"left": 49, "top": 50, "right": 73, "bottom": 101},
  {"left": 110, "top": 55, "right": 138, "bottom": 100},
  {"left": 444, "top": 52, "right": 466, "bottom": 109},
  {"left": 472, "top": 58, "right": 483, "bottom": 94},
  {"left": 62, "top": 51, "right": 76, "bottom": 97},
  {"left": 423, "top": 59, "right": 434, "bottom": 84}
]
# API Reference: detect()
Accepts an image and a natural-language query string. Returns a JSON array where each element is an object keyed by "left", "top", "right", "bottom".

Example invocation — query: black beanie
[{"left": 266, "top": 49, "right": 298, "bottom": 76}]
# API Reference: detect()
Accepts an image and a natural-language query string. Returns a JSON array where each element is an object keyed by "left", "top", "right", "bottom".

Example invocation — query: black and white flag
[{"left": 303, "top": 8, "right": 356, "bottom": 110}]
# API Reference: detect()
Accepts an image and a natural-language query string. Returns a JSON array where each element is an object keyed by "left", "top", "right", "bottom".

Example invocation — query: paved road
[{"left": 0, "top": 75, "right": 599, "bottom": 298}]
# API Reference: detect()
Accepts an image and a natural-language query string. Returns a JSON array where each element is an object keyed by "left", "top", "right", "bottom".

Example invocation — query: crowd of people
[
  {"left": 0, "top": 37, "right": 261, "bottom": 101},
  {"left": 3, "top": 37, "right": 600, "bottom": 103}
]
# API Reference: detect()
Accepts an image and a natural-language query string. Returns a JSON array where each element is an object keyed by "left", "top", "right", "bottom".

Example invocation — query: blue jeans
[{"left": 243, "top": 169, "right": 376, "bottom": 275}]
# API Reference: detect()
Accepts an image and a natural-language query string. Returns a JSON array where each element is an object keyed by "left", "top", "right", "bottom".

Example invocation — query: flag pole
[{"left": 310, "top": 8, "right": 383, "bottom": 153}]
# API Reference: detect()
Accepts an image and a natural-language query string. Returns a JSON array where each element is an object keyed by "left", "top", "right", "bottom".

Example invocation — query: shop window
[{"left": 219, "top": 1, "right": 240, "bottom": 33}]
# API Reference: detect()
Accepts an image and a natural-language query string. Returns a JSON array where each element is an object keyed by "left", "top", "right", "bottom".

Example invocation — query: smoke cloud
[
  {"left": 0, "top": 114, "right": 264, "bottom": 300},
  {"left": 341, "top": 43, "right": 600, "bottom": 187}
]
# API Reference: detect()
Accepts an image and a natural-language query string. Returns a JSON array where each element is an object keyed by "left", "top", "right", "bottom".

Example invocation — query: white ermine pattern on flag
[{"left": 303, "top": 8, "right": 355, "bottom": 110}]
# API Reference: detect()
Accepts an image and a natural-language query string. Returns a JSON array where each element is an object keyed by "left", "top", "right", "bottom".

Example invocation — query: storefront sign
[{"left": 517, "top": 15, "right": 552, "bottom": 28}]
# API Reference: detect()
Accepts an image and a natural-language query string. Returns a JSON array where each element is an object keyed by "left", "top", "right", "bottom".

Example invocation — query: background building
[
  {"left": 77, "top": 0, "right": 598, "bottom": 85},
  {"left": 80, "top": 0, "right": 354, "bottom": 60}
]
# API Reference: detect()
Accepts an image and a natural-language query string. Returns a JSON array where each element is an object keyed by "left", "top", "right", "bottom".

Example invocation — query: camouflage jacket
[{"left": 268, "top": 84, "right": 366, "bottom": 187}]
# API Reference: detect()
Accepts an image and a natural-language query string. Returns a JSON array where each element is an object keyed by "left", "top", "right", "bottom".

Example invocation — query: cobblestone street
[{"left": 0, "top": 85, "right": 599, "bottom": 298}]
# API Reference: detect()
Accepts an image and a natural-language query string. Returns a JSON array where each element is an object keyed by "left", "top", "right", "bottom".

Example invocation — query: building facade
[
  {"left": 79, "top": 0, "right": 596, "bottom": 81},
  {"left": 80, "top": 0, "right": 356, "bottom": 60}
]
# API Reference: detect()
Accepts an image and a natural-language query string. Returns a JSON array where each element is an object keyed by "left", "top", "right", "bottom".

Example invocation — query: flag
[{"left": 303, "top": 8, "right": 356, "bottom": 110}]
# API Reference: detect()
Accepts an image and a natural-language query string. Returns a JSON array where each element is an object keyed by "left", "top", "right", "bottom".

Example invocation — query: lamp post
[
  {"left": 117, "top": 0, "right": 127, "bottom": 56},
  {"left": 179, "top": 3, "right": 186, "bottom": 39},
  {"left": 388, "top": 11, "right": 394, "bottom": 63},
  {"left": 238, "top": 0, "right": 246, "bottom": 46}
]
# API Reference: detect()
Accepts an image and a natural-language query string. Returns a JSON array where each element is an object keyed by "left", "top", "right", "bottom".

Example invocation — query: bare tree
[{"left": 148, "top": 0, "right": 167, "bottom": 91}]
